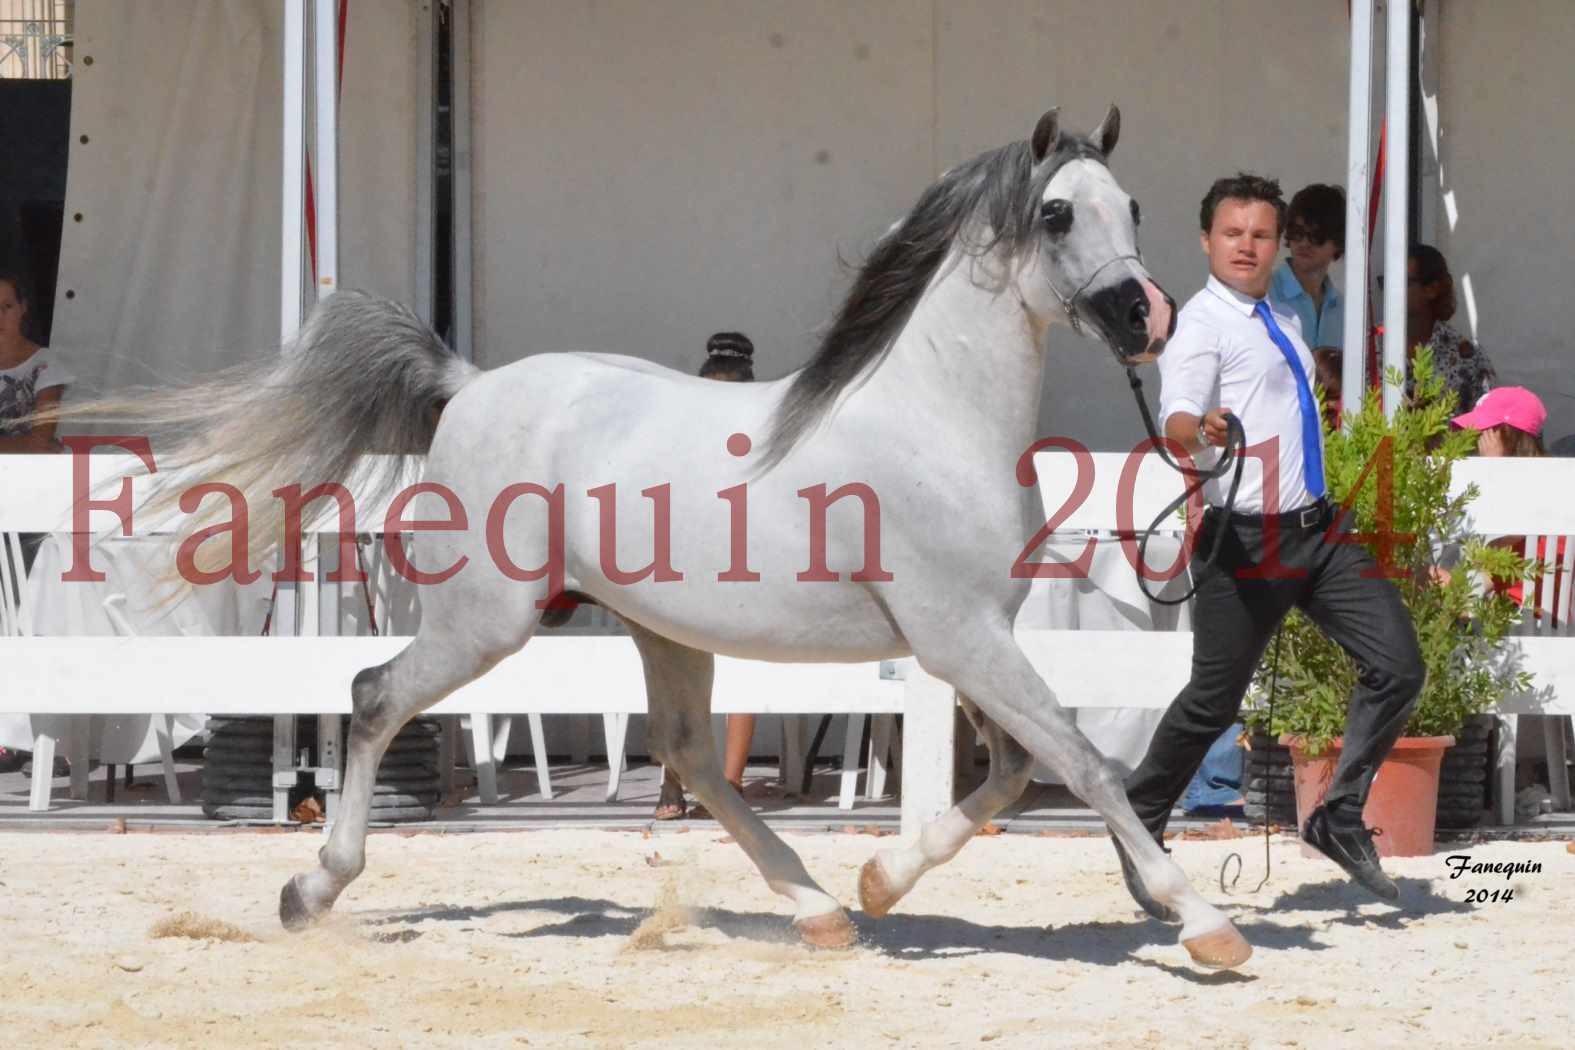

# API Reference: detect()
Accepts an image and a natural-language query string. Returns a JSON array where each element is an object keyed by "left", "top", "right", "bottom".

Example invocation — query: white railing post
[{"left": 900, "top": 667, "right": 956, "bottom": 837}]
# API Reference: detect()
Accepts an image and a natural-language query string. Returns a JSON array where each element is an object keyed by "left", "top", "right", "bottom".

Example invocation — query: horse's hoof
[
  {"left": 794, "top": 910, "right": 858, "bottom": 950},
  {"left": 279, "top": 876, "right": 321, "bottom": 932},
  {"left": 1182, "top": 923, "right": 1252, "bottom": 970},
  {"left": 858, "top": 856, "right": 902, "bottom": 918},
  {"left": 1111, "top": 834, "right": 1180, "bottom": 924}
]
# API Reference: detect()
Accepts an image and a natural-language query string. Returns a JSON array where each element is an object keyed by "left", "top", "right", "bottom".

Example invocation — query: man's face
[
  {"left": 1285, "top": 219, "right": 1341, "bottom": 275},
  {"left": 1201, "top": 198, "right": 1280, "bottom": 299}
]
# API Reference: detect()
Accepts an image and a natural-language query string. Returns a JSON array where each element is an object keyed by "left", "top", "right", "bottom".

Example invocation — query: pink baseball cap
[{"left": 1451, "top": 386, "right": 1547, "bottom": 436}]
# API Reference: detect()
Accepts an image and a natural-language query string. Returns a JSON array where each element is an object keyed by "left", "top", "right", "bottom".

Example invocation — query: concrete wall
[
  {"left": 1434, "top": 0, "right": 1575, "bottom": 445},
  {"left": 471, "top": 0, "right": 1353, "bottom": 451}
]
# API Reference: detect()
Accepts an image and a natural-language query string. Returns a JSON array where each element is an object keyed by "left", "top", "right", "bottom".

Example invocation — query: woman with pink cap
[
  {"left": 1452, "top": 385, "right": 1547, "bottom": 459},
  {"left": 1450, "top": 386, "right": 1561, "bottom": 611}
]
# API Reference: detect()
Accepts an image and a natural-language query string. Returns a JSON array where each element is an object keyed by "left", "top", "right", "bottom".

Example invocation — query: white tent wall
[
  {"left": 50, "top": 0, "right": 420, "bottom": 399},
  {"left": 1434, "top": 0, "right": 1575, "bottom": 446},
  {"left": 470, "top": 0, "right": 935, "bottom": 382},
  {"left": 470, "top": 0, "right": 1352, "bottom": 451}
]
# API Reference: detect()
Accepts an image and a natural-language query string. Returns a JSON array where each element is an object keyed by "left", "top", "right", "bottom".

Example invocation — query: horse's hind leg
[
  {"left": 628, "top": 623, "right": 855, "bottom": 949},
  {"left": 279, "top": 624, "right": 514, "bottom": 929},
  {"left": 858, "top": 697, "right": 1033, "bottom": 917}
]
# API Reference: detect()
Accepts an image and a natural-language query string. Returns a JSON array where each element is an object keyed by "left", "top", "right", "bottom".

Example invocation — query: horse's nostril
[{"left": 1128, "top": 298, "right": 1149, "bottom": 332}]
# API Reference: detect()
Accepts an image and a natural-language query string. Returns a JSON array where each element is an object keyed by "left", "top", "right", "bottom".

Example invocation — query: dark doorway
[{"left": 0, "top": 77, "right": 72, "bottom": 344}]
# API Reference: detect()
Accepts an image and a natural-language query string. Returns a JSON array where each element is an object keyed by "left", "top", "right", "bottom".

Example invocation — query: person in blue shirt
[{"left": 1269, "top": 183, "right": 1345, "bottom": 349}]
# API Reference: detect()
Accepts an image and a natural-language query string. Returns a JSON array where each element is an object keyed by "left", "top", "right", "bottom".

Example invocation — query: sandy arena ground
[{"left": 0, "top": 828, "right": 1569, "bottom": 1049}]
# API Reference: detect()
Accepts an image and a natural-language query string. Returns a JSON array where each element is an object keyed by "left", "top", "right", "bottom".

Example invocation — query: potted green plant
[{"left": 1241, "top": 348, "right": 1535, "bottom": 855}]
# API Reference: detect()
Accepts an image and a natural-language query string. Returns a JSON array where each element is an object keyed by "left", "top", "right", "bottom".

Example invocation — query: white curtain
[{"left": 49, "top": 0, "right": 420, "bottom": 401}]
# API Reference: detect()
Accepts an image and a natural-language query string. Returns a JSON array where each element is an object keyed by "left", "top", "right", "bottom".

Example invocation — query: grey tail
[{"left": 36, "top": 290, "right": 479, "bottom": 577}]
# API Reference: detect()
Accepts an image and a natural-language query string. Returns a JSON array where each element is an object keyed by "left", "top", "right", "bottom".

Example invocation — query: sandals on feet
[{"left": 653, "top": 781, "right": 687, "bottom": 821}]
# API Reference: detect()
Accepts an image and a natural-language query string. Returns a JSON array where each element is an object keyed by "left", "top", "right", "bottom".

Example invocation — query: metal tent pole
[
  {"left": 1381, "top": 0, "right": 1412, "bottom": 420},
  {"left": 313, "top": 0, "right": 339, "bottom": 300},
  {"left": 1341, "top": 0, "right": 1375, "bottom": 424},
  {"left": 281, "top": 0, "right": 306, "bottom": 343}
]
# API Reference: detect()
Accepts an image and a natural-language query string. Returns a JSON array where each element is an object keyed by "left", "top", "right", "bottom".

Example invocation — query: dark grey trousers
[{"left": 1126, "top": 506, "right": 1425, "bottom": 835}]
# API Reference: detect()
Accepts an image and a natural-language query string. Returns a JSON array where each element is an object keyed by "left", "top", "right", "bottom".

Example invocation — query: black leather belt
[{"left": 1207, "top": 496, "right": 1332, "bottom": 531}]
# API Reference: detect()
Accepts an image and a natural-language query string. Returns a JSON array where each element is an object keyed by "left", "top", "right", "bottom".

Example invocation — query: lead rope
[
  {"left": 1219, "top": 628, "right": 1282, "bottom": 895},
  {"left": 1123, "top": 366, "right": 1246, "bottom": 606},
  {"left": 1123, "top": 364, "right": 1279, "bottom": 893}
]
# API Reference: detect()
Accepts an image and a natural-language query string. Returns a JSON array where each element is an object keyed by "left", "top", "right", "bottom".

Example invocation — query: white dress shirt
[{"left": 1158, "top": 274, "right": 1325, "bottom": 514}]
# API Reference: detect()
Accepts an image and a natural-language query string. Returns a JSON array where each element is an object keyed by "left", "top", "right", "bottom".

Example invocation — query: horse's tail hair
[{"left": 35, "top": 290, "right": 479, "bottom": 576}]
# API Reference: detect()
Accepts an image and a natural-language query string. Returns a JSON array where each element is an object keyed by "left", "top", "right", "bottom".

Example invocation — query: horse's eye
[
  {"left": 1129, "top": 199, "right": 1142, "bottom": 227},
  {"left": 1040, "top": 198, "right": 1073, "bottom": 235}
]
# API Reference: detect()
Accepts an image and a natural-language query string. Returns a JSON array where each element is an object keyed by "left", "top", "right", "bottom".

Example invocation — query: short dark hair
[
  {"left": 1199, "top": 173, "right": 1286, "bottom": 234},
  {"left": 1287, "top": 183, "right": 1346, "bottom": 256}
]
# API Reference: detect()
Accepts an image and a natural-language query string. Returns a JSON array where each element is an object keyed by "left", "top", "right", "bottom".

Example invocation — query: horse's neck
[{"left": 864, "top": 251, "right": 1048, "bottom": 461}]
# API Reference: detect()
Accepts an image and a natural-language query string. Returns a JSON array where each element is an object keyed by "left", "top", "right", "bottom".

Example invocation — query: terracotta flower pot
[{"left": 1281, "top": 735, "right": 1456, "bottom": 857}]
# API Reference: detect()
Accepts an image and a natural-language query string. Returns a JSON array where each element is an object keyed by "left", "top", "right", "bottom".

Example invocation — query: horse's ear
[
  {"left": 1092, "top": 104, "right": 1121, "bottom": 157},
  {"left": 1030, "top": 108, "right": 1061, "bottom": 163}
]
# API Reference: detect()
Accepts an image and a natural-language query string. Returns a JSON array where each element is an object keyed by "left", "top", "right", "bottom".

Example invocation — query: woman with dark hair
[
  {"left": 1404, "top": 244, "right": 1497, "bottom": 411},
  {"left": 0, "top": 272, "right": 72, "bottom": 453},
  {"left": 697, "top": 331, "right": 755, "bottom": 382},
  {"left": 654, "top": 331, "right": 759, "bottom": 820}
]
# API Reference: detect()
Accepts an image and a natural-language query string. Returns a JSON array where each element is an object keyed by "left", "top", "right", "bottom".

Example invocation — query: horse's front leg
[
  {"left": 859, "top": 697, "right": 1033, "bottom": 916},
  {"left": 890, "top": 625, "right": 1251, "bottom": 969}
]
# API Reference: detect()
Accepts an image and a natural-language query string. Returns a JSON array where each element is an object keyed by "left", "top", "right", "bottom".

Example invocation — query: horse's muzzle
[{"left": 1084, "top": 276, "right": 1175, "bottom": 364}]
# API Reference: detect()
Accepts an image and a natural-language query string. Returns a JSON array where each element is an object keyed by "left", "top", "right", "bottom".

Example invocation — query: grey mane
[{"left": 761, "top": 133, "right": 1106, "bottom": 468}]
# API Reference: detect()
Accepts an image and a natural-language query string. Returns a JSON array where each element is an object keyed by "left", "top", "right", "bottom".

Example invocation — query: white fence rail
[{"left": 4, "top": 452, "right": 1572, "bottom": 831}]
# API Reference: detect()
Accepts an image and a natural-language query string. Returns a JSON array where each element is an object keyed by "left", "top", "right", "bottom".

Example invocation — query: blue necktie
[{"left": 1253, "top": 301, "right": 1326, "bottom": 500}]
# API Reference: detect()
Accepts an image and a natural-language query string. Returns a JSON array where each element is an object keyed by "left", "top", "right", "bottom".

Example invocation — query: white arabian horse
[{"left": 82, "top": 106, "right": 1250, "bottom": 967}]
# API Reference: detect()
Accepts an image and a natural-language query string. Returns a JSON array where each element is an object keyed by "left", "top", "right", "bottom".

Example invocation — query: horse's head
[{"left": 1025, "top": 106, "right": 1174, "bottom": 365}]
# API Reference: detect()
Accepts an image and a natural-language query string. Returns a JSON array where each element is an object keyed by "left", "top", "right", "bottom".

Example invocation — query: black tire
[
  {"left": 1244, "top": 759, "right": 1293, "bottom": 776},
  {"left": 382, "top": 738, "right": 442, "bottom": 755},
  {"left": 201, "top": 804, "right": 273, "bottom": 820},
  {"left": 200, "top": 789, "right": 440, "bottom": 808},
  {"left": 201, "top": 779, "right": 272, "bottom": 794},
  {"left": 348, "top": 717, "right": 440, "bottom": 739},
  {"left": 202, "top": 759, "right": 439, "bottom": 779},
  {"left": 201, "top": 803, "right": 438, "bottom": 822},
  {"left": 200, "top": 716, "right": 441, "bottom": 823}
]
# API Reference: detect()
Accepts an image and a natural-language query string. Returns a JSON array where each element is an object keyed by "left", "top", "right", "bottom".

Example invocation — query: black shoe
[
  {"left": 1111, "top": 830, "right": 1180, "bottom": 924},
  {"left": 1301, "top": 805, "right": 1399, "bottom": 903}
]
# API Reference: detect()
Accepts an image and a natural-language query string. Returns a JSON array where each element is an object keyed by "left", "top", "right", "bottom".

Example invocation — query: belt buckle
[{"left": 1297, "top": 503, "right": 1322, "bottom": 529}]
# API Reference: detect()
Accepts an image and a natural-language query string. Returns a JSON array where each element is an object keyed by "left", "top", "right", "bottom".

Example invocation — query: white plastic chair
[
  {"left": 1496, "top": 533, "right": 1574, "bottom": 822},
  {"left": 2, "top": 531, "right": 91, "bottom": 811},
  {"left": 98, "top": 593, "right": 185, "bottom": 805}
]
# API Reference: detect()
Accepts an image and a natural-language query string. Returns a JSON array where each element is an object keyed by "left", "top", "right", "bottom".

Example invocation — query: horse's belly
[{"left": 584, "top": 580, "right": 909, "bottom": 663}]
